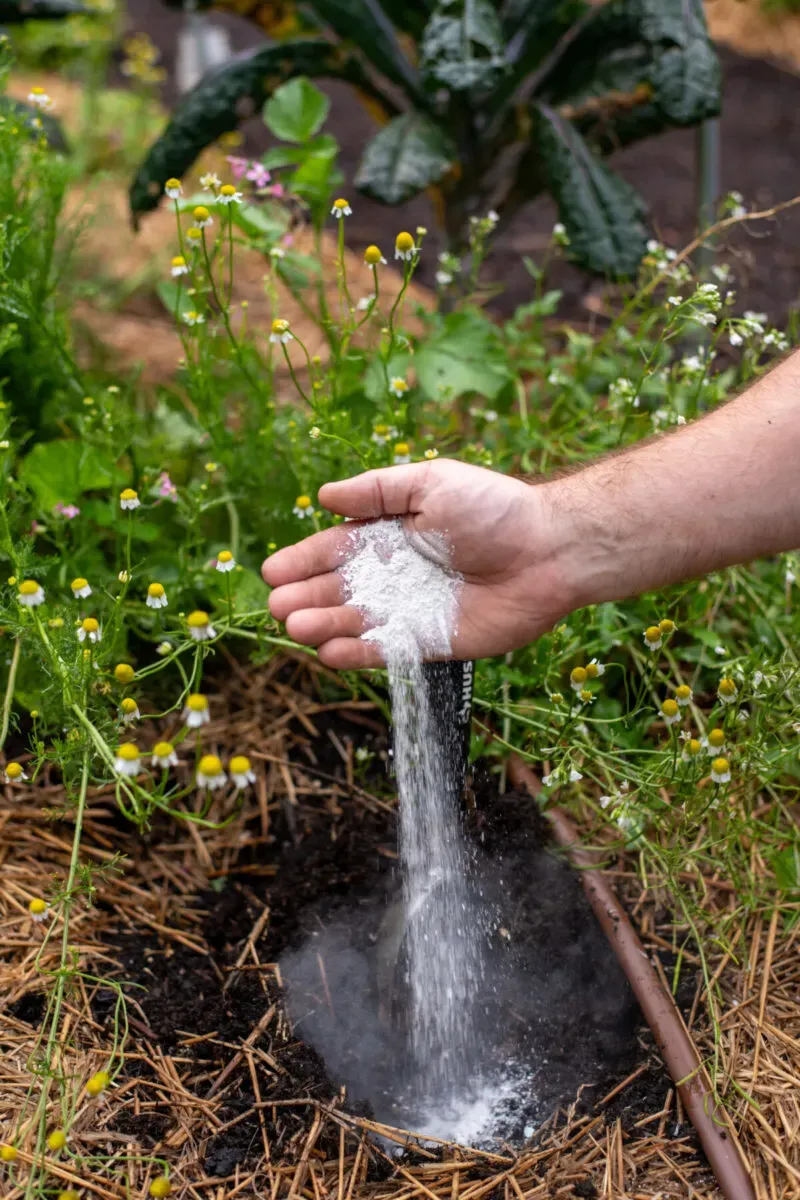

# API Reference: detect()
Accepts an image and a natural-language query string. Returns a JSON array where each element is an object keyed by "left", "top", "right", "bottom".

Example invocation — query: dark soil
[
  {"left": 125, "top": 2, "right": 800, "bottom": 326},
  {"left": 83, "top": 694, "right": 701, "bottom": 1177}
]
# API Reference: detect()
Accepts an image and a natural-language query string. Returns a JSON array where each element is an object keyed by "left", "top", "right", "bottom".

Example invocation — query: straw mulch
[{"left": 1, "top": 656, "right": 797, "bottom": 1199}]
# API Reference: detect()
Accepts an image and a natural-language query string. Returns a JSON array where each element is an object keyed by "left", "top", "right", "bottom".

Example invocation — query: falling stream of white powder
[{"left": 339, "top": 520, "right": 486, "bottom": 1113}]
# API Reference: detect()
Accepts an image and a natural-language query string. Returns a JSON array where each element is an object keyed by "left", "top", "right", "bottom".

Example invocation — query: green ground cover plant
[{"left": 1, "top": 55, "right": 798, "bottom": 1200}]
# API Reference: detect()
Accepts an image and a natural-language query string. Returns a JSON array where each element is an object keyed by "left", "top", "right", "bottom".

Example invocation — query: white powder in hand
[{"left": 338, "top": 519, "right": 461, "bottom": 661}]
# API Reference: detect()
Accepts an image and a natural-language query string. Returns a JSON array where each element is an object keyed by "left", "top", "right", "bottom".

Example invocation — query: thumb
[{"left": 318, "top": 463, "right": 433, "bottom": 519}]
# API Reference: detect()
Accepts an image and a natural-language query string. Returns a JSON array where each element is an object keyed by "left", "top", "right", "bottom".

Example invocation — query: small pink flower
[
  {"left": 268, "top": 184, "right": 285, "bottom": 200},
  {"left": 226, "top": 155, "right": 248, "bottom": 180},
  {"left": 54, "top": 503, "right": 80, "bottom": 519},
  {"left": 281, "top": 231, "right": 293, "bottom": 247},
  {"left": 246, "top": 162, "right": 271, "bottom": 188},
  {"left": 158, "top": 472, "right": 177, "bottom": 501}
]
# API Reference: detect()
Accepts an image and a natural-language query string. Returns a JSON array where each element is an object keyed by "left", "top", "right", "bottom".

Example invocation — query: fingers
[
  {"left": 317, "top": 637, "right": 385, "bottom": 670},
  {"left": 269, "top": 571, "right": 343, "bottom": 622},
  {"left": 262, "top": 524, "right": 357, "bottom": 588},
  {"left": 318, "top": 463, "right": 434, "bottom": 519},
  {"left": 285, "top": 605, "right": 367, "bottom": 647}
]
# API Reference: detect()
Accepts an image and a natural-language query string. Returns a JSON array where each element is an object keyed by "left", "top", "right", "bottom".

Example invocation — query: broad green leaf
[
  {"left": 420, "top": 0, "right": 507, "bottom": 92},
  {"left": 310, "top": 0, "right": 423, "bottom": 102},
  {"left": 415, "top": 311, "right": 512, "bottom": 402},
  {"left": 534, "top": 103, "right": 648, "bottom": 277},
  {"left": 228, "top": 201, "right": 290, "bottom": 241},
  {"left": 264, "top": 77, "right": 330, "bottom": 143},
  {"left": 261, "top": 133, "right": 337, "bottom": 169},
  {"left": 355, "top": 112, "right": 455, "bottom": 205},
  {"left": 129, "top": 39, "right": 397, "bottom": 218},
  {"left": 19, "top": 439, "right": 115, "bottom": 511},
  {"left": 0, "top": 98, "right": 68, "bottom": 152},
  {"left": 156, "top": 280, "right": 195, "bottom": 320}
]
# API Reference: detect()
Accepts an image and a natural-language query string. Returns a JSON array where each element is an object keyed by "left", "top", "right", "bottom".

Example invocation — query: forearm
[{"left": 546, "top": 348, "right": 800, "bottom": 609}]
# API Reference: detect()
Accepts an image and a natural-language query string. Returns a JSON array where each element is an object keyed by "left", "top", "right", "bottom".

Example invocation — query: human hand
[{"left": 262, "top": 459, "right": 575, "bottom": 668}]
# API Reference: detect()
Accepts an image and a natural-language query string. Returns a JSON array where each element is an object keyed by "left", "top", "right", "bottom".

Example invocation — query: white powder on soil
[{"left": 339, "top": 520, "right": 485, "bottom": 1109}]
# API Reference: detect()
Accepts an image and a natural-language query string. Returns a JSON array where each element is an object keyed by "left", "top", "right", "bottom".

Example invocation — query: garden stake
[{"left": 506, "top": 754, "right": 756, "bottom": 1200}]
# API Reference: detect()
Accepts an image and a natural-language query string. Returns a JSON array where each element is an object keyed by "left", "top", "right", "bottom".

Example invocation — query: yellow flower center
[
  {"left": 272, "top": 318, "right": 290, "bottom": 334},
  {"left": 7, "top": 575, "right": 16, "bottom": 585},
  {"left": 394, "top": 443, "right": 410, "bottom": 455},
  {"left": 661, "top": 699, "right": 679, "bottom": 718},
  {"left": 81, "top": 618, "right": 99, "bottom": 633},
  {"left": 220, "top": 184, "right": 237, "bottom": 197},
  {"left": 186, "top": 227, "right": 202, "bottom": 241},
  {"left": 31, "top": 86, "right": 45, "bottom": 95},
  {"left": 171, "top": 255, "right": 186, "bottom": 268},
  {"left": 391, "top": 377, "right": 408, "bottom": 392},
  {"left": 374, "top": 424, "right": 389, "bottom": 435},
  {"left": 150, "top": 1177, "right": 172, "bottom": 1199},
  {"left": 570, "top": 667, "right": 587, "bottom": 685},
  {"left": 187, "top": 610, "right": 209, "bottom": 628},
  {"left": 395, "top": 231, "right": 414, "bottom": 252},
  {"left": 230, "top": 755, "right": 251, "bottom": 774},
  {"left": 687, "top": 738, "right": 701, "bottom": 755},
  {"left": 644, "top": 625, "right": 661, "bottom": 643},
  {"left": 114, "top": 663, "right": 135, "bottom": 684},
  {"left": 712, "top": 757, "right": 729, "bottom": 774},
  {"left": 295, "top": 495, "right": 311, "bottom": 509},
  {"left": 676, "top": 685, "right": 691, "bottom": 701},
  {"left": 719, "top": 677, "right": 736, "bottom": 695},
  {"left": 193, "top": 206, "right": 210, "bottom": 221},
  {"left": 121, "top": 698, "right": 138, "bottom": 714},
  {"left": 46, "top": 1130, "right": 66, "bottom": 1151},
  {"left": 19, "top": 580, "right": 40, "bottom": 595},
  {"left": 585, "top": 662, "right": 599, "bottom": 679},
  {"left": 0, "top": 1145, "right": 18, "bottom": 1162},
  {"left": 153, "top": 741, "right": 174, "bottom": 758},
  {"left": 708, "top": 728, "right": 725, "bottom": 748},
  {"left": 165, "top": 177, "right": 181, "bottom": 190},
  {"left": 148, "top": 582, "right": 165, "bottom": 597},
  {"left": 550, "top": 693, "right": 564, "bottom": 704},
  {"left": 6, "top": 762, "right": 23, "bottom": 779},
  {"left": 333, "top": 198, "right": 349, "bottom": 210},
  {"left": 49, "top": 618, "right": 64, "bottom": 628},
  {"left": 86, "top": 1070, "right": 110, "bottom": 1096},
  {"left": 364, "top": 245, "right": 383, "bottom": 265},
  {"left": 186, "top": 693, "right": 208, "bottom": 712},
  {"left": 120, "top": 488, "right": 138, "bottom": 501},
  {"left": 29, "top": 898, "right": 47, "bottom": 914},
  {"left": 117, "top": 742, "right": 140, "bottom": 762},
  {"left": 217, "top": 550, "right": 233, "bottom": 563},
  {"left": 579, "top": 689, "right": 592, "bottom": 702},
  {"left": 71, "top": 577, "right": 88, "bottom": 592},
  {"left": 659, "top": 618, "right": 675, "bottom": 635},
  {"left": 199, "top": 754, "right": 222, "bottom": 777}
]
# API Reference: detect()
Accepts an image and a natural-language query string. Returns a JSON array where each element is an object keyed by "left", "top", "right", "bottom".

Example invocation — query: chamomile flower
[
  {"left": 586, "top": 659, "right": 605, "bottom": 679},
  {"left": 183, "top": 693, "right": 210, "bottom": 728},
  {"left": 192, "top": 205, "right": 213, "bottom": 229},
  {"left": 120, "top": 698, "right": 140, "bottom": 724},
  {"left": 676, "top": 684, "right": 692, "bottom": 707},
  {"left": 183, "top": 310, "right": 205, "bottom": 326},
  {"left": 187, "top": 610, "right": 217, "bottom": 640},
  {"left": 171, "top": 255, "right": 189, "bottom": 277},
  {"left": 681, "top": 735, "right": 702, "bottom": 761},
  {"left": 219, "top": 184, "right": 242, "bottom": 205},
  {"left": 114, "top": 663, "right": 135, "bottom": 684},
  {"left": 197, "top": 754, "right": 226, "bottom": 790},
  {"left": 718, "top": 677, "right": 738, "bottom": 704},
  {"left": 357, "top": 294, "right": 376, "bottom": 311},
  {"left": 120, "top": 488, "right": 140, "bottom": 511},
  {"left": 156, "top": 641, "right": 172, "bottom": 656},
  {"left": 28, "top": 87, "right": 53, "bottom": 111},
  {"left": 395, "top": 231, "right": 416, "bottom": 261},
  {"left": 199, "top": 172, "right": 221, "bottom": 191},
  {"left": 389, "top": 377, "right": 409, "bottom": 398},
  {"left": 424, "top": 448, "right": 439, "bottom": 460},
  {"left": 711, "top": 756, "right": 731, "bottom": 784},
  {"left": 70, "top": 577, "right": 92, "bottom": 599},
  {"left": 5, "top": 762, "right": 27, "bottom": 783},
  {"left": 18, "top": 580, "right": 45, "bottom": 607},
  {"left": 393, "top": 442, "right": 411, "bottom": 465},
  {"left": 165, "top": 178, "right": 182, "bottom": 200},
  {"left": 331, "top": 197, "right": 352, "bottom": 218},
  {"left": 77, "top": 617, "right": 101, "bottom": 644},
  {"left": 570, "top": 666, "right": 587, "bottom": 692},
  {"left": 186, "top": 226, "right": 202, "bottom": 246},
  {"left": 146, "top": 582, "right": 168, "bottom": 609},
  {"left": 293, "top": 495, "right": 314, "bottom": 518},
  {"left": 216, "top": 550, "right": 235, "bottom": 572},
  {"left": 270, "top": 318, "right": 292, "bottom": 344},
  {"left": 152, "top": 741, "right": 178, "bottom": 769},
  {"left": 0, "top": 1144, "right": 18, "bottom": 1162},
  {"left": 371, "top": 423, "right": 397, "bottom": 445},
  {"left": 114, "top": 742, "right": 141, "bottom": 777},
  {"left": 150, "top": 1176, "right": 172, "bottom": 1198},
  {"left": 660, "top": 698, "right": 680, "bottom": 726},
  {"left": 46, "top": 1130, "right": 67, "bottom": 1152},
  {"left": 28, "top": 898, "right": 49, "bottom": 922},
  {"left": 85, "top": 1070, "right": 111, "bottom": 1098},
  {"left": 364, "top": 245, "right": 386, "bottom": 266},
  {"left": 230, "top": 755, "right": 256, "bottom": 789},
  {"left": 309, "top": 426, "right": 321, "bottom": 440},
  {"left": 643, "top": 625, "right": 662, "bottom": 651},
  {"left": 703, "top": 728, "right": 726, "bottom": 755}
]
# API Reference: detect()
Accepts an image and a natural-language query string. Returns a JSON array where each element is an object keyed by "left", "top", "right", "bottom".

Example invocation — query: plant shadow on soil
[{"left": 71, "top": 701, "right": 693, "bottom": 1177}]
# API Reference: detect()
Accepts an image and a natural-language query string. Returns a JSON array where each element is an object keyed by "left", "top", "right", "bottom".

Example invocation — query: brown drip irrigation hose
[{"left": 505, "top": 755, "right": 756, "bottom": 1200}]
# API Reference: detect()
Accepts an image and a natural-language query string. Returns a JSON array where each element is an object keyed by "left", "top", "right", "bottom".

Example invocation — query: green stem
[{"left": 0, "top": 636, "right": 20, "bottom": 750}]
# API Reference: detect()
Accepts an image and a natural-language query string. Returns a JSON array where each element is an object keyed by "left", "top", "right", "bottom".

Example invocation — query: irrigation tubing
[{"left": 506, "top": 755, "right": 756, "bottom": 1200}]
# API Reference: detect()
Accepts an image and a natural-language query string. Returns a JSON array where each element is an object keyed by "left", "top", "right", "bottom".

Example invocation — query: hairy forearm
[{"left": 545, "top": 348, "right": 800, "bottom": 609}]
